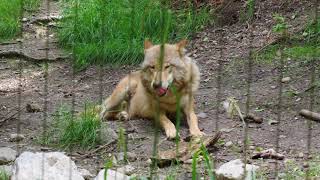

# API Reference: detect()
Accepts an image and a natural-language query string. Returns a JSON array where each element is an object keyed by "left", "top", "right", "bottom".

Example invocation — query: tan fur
[{"left": 100, "top": 40, "right": 204, "bottom": 139}]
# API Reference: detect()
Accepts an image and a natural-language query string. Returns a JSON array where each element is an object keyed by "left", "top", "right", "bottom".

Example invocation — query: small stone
[
  {"left": 26, "top": 103, "right": 42, "bottom": 113},
  {"left": 298, "top": 152, "right": 304, "bottom": 158},
  {"left": 22, "top": 18, "right": 28, "bottom": 22},
  {"left": 303, "top": 162, "right": 309, "bottom": 168},
  {"left": 225, "top": 141, "right": 233, "bottom": 147},
  {"left": 146, "top": 159, "right": 152, "bottom": 165},
  {"left": 78, "top": 168, "right": 94, "bottom": 180},
  {"left": 9, "top": 134, "right": 25, "bottom": 142},
  {"left": 281, "top": 77, "right": 291, "bottom": 83},
  {"left": 261, "top": 30, "right": 269, "bottom": 35},
  {"left": 116, "top": 152, "right": 137, "bottom": 163},
  {"left": 197, "top": 112, "right": 208, "bottom": 119},
  {"left": 94, "top": 169, "right": 130, "bottom": 180},
  {"left": 220, "top": 128, "right": 233, "bottom": 133},
  {"left": 184, "top": 159, "right": 193, "bottom": 164},
  {"left": 117, "top": 165, "right": 135, "bottom": 175},
  {"left": 0, "top": 147, "right": 17, "bottom": 165},
  {"left": 249, "top": 146, "right": 255, "bottom": 150},
  {"left": 271, "top": 85, "right": 277, "bottom": 89},
  {"left": 280, "top": 135, "right": 287, "bottom": 139}
]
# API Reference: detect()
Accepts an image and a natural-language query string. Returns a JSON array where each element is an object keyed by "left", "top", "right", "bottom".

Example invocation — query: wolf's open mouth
[{"left": 156, "top": 87, "right": 168, "bottom": 97}]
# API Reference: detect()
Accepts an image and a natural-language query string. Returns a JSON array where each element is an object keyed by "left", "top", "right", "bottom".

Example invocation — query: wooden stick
[{"left": 299, "top": 109, "right": 320, "bottom": 122}]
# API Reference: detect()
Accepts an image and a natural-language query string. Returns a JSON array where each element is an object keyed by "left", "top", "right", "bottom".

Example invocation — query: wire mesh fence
[{"left": 0, "top": 0, "right": 318, "bottom": 179}]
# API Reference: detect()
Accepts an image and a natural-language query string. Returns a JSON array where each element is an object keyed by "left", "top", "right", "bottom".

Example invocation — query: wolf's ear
[
  {"left": 177, "top": 39, "right": 188, "bottom": 49},
  {"left": 176, "top": 39, "right": 188, "bottom": 57},
  {"left": 144, "top": 39, "right": 153, "bottom": 49}
]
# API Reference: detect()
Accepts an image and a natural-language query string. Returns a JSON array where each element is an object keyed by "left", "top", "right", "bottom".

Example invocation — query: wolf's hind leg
[{"left": 100, "top": 75, "right": 137, "bottom": 120}]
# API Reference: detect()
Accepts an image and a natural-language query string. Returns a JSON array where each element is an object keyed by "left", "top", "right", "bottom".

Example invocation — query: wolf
[{"left": 99, "top": 39, "right": 204, "bottom": 139}]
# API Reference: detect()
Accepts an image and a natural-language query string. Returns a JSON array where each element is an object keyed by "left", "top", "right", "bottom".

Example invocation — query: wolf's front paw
[
  {"left": 190, "top": 129, "right": 205, "bottom": 137},
  {"left": 117, "top": 111, "right": 129, "bottom": 121},
  {"left": 164, "top": 125, "right": 177, "bottom": 140}
]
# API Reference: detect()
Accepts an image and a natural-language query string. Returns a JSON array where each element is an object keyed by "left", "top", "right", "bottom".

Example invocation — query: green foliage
[
  {"left": 191, "top": 144, "right": 215, "bottom": 180},
  {"left": 272, "top": 14, "right": 288, "bottom": 34},
  {"left": 41, "top": 104, "right": 102, "bottom": 150},
  {"left": 257, "top": 15, "right": 319, "bottom": 64},
  {"left": 240, "top": 0, "right": 256, "bottom": 23},
  {"left": 117, "top": 126, "right": 128, "bottom": 163},
  {"left": 0, "top": 169, "right": 9, "bottom": 180},
  {"left": 279, "top": 156, "right": 320, "bottom": 179},
  {"left": 58, "top": 0, "right": 210, "bottom": 69},
  {"left": 0, "top": 0, "right": 40, "bottom": 41}
]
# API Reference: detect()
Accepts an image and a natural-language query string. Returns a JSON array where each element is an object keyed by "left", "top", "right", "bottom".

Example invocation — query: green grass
[
  {"left": 279, "top": 156, "right": 320, "bottom": 179},
  {"left": 0, "top": 0, "right": 40, "bottom": 42},
  {"left": 255, "top": 16, "right": 319, "bottom": 65},
  {"left": 58, "top": 0, "right": 210, "bottom": 69},
  {"left": 0, "top": 169, "right": 9, "bottom": 180},
  {"left": 40, "top": 104, "right": 102, "bottom": 150}
]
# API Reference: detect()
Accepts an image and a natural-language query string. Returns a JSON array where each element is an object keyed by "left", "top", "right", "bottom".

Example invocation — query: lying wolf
[{"left": 100, "top": 40, "right": 204, "bottom": 139}]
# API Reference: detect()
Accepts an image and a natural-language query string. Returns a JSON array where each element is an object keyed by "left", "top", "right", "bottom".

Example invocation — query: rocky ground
[{"left": 0, "top": 0, "right": 319, "bottom": 179}]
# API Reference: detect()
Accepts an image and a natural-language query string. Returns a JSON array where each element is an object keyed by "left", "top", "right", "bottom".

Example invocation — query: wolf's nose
[{"left": 152, "top": 82, "right": 161, "bottom": 89}]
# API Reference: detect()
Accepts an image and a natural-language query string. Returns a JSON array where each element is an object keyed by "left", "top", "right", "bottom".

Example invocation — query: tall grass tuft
[
  {"left": 58, "top": 0, "right": 210, "bottom": 69},
  {"left": 0, "top": 169, "right": 9, "bottom": 180},
  {"left": 41, "top": 104, "right": 102, "bottom": 150},
  {"left": 0, "top": 0, "right": 41, "bottom": 42}
]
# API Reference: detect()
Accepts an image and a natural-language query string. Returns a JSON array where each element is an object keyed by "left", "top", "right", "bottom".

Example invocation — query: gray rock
[
  {"left": 0, "top": 147, "right": 17, "bottom": 165},
  {"left": 26, "top": 103, "right": 42, "bottom": 113},
  {"left": 116, "top": 152, "right": 137, "bottom": 162},
  {"left": 117, "top": 165, "right": 135, "bottom": 175},
  {"left": 9, "top": 134, "right": 25, "bottom": 142},
  {"left": 197, "top": 112, "right": 208, "bottom": 119},
  {"left": 100, "top": 124, "right": 118, "bottom": 145},
  {"left": 11, "top": 151, "right": 84, "bottom": 180},
  {"left": 225, "top": 141, "right": 233, "bottom": 147},
  {"left": 281, "top": 77, "right": 291, "bottom": 83},
  {"left": 94, "top": 169, "right": 130, "bottom": 180},
  {"left": 0, "top": 165, "right": 13, "bottom": 176},
  {"left": 216, "top": 159, "right": 259, "bottom": 180},
  {"left": 79, "top": 168, "right": 94, "bottom": 180}
]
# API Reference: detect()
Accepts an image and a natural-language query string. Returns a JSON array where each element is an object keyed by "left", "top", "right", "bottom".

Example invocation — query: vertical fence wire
[
  {"left": 41, "top": 0, "right": 50, "bottom": 178},
  {"left": 16, "top": 0, "right": 24, "bottom": 177},
  {"left": 274, "top": 48, "right": 283, "bottom": 178},
  {"left": 243, "top": 3, "right": 256, "bottom": 178},
  {"left": 305, "top": 1, "right": 318, "bottom": 178},
  {"left": 214, "top": 34, "right": 223, "bottom": 170},
  {"left": 70, "top": 0, "right": 79, "bottom": 179}
]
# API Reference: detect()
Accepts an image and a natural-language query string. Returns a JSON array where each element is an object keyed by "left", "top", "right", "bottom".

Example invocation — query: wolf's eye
[
  {"left": 150, "top": 66, "right": 155, "bottom": 70},
  {"left": 164, "top": 65, "right": 170, "bottom": 69}
]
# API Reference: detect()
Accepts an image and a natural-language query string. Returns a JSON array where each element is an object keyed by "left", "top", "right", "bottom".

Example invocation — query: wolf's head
[{"left": 141, "top": 39, "right": 199, "bottom": 97}]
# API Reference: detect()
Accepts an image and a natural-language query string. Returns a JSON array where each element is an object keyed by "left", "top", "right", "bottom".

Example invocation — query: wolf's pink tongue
[{"left": 157, "top": 88, "right": 167, "bottom": 96}]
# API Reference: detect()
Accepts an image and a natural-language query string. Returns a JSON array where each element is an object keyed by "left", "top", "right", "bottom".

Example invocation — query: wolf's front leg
[
  {"left": 184, "top": 99, "right": 204, "bottom": 137},
  {"left": 158, "top": 113, "right": 177, "bottom": 139}
]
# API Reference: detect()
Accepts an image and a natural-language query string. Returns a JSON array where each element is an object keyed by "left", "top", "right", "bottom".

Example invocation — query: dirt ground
[{"left": 0, "top": 0, "right": 319, "bottom": 179}]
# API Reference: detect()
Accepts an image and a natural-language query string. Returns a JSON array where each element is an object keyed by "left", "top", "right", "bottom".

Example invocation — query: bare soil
[{"left": 0, "top": 0, "right": 319, "bottom": 179}]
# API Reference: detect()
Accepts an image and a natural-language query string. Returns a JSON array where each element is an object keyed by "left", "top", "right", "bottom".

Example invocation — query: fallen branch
[
  {"left": 252, "top": 148, "right": 284, "bottom": 160},
  {"left": 80, "top": 140, "right": 117, "bottom": 158},
  {"left": 0, "top": 50, "right": 69, "bottom": 62},
  {"left": 244, "top": 113, "right": 263, "bottom": 124},
  {"left": 299, "top": 109, "right": 320, "bottom": 122},
  {"left": 154, "top": 132, "right": 221, "bottom": 167},
  {"left": 0, "top": 110, "right": 19, "bottom": 127},
  {"left": 28, "top": 15, "right": 63, "bottom": 25}
]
